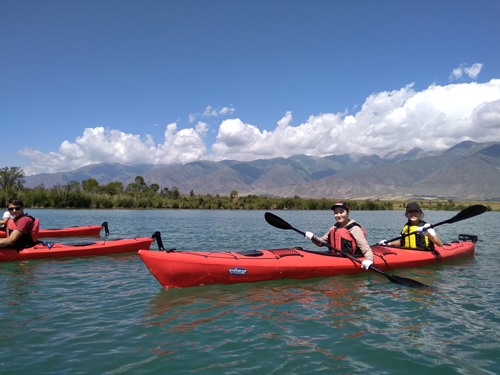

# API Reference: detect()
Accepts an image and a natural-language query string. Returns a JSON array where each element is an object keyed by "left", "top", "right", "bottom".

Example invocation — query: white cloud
[
  {"left": 210, "top": 79, "right": 500, "bottom": 161},
  {"left": 188, "top": 105, "right": 236, "bottom": 123},
  {"left": 450, "top": 63, "right": 483, "bottom": 80},
  {"left": 219, "top": 107, "right": 235, "bottom": 115},
  {"left": 451, "top": 67, "right": 463, "bottom": 80},
  {"left": 20, "top": 123, "right": 208, "bottom": 175},
  {"left": 464, "top": 63, "right": 483, "bottom": 79},
  {"left": 203, "top": 106, "right": 219, "bottom": 117},
  {"left": 19, "top": 79, "right": 500, "bottom": 175}
]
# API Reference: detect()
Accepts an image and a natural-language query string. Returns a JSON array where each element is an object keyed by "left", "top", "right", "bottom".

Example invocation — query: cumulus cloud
[
  {"left": 210, "top": 79, "right": 500, "bottom": 161},
  {"left": 20, "top": 122, "right": 209, "bottom": 175},
  {"left": 188, "top": 105, "right": 235, "bottom": 123},
  {"left": 450, "top": 63, "right": 483, "bottom": 80},
  {"left": 19, "top": 79, "right": 500, "bottom": 175}
]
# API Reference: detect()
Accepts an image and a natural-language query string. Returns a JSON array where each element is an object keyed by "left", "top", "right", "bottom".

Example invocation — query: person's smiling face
[
  {"left": 333, "top": 207, "right": 349, "bottom": 227},
  {"left": 406, "top": 209, "right": 421, "bottom": 224},
  {"left": 7, "top": 204, "right": 24, "bottom": 220}
]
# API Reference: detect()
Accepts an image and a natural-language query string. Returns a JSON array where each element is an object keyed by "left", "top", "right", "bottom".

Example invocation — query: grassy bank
[
  {"left": 0, "top": 187, "right": 496, "bottom": 211},
  {"left": 386, "top": 200, "right": 498, "bottom": 211}
]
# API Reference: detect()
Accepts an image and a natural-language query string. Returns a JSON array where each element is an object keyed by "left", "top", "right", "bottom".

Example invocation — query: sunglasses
[{"left": 8, "top": 206, "right": 22, "bottom": 212}]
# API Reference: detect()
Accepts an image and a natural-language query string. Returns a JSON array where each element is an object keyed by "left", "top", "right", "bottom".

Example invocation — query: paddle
[
  {"left": 382, "top": 204, "right": 487, "bottom": 244},
  {"left": 264, "top": 212, "right": 430, "bottom": 289},
  {"left": 101, "top": 221, "right": 110, "bottom": 236}
]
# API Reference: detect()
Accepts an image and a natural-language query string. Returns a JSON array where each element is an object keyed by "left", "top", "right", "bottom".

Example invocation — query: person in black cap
[
  {"left": 379, "top": 202, "right": 443, "bottom": 248},
  {"left": 304, "top": 202, "right": 374, "bottom": 270}
]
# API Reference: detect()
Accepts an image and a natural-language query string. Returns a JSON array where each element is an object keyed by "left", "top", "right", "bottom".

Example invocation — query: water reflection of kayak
[{"left": 139, "top": 234, "right": 477, "bottom": 288}]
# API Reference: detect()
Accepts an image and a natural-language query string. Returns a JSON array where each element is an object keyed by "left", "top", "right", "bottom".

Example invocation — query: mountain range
[{"left": 23, "top": 140, "right": 500, "bottom": 200}]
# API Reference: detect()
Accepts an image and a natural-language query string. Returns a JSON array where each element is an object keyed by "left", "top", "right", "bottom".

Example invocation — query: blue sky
[{"left": 1, "top": 0, "right": 500, "bottom": 175}]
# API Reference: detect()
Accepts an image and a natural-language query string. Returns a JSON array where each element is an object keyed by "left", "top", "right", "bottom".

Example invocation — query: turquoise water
[{"left": 1, "top": 209, "right": 499, "bottom": 374}]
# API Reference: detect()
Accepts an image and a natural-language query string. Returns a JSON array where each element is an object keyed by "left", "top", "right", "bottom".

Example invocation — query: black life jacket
[{"left": 7, "top": 214, "right": 39, "bottom": 250}]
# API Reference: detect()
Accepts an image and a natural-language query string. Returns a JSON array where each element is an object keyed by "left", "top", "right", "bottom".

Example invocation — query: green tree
[
  {"left": 82, "top": 178, "right": 99, "bottom": 192},
  {"left": 125, "top": 176, "right": 148, "bottom": 194},
  {"left": 170, "top": 186, "right": 180, "bottom": 199},
  {"left": 98, "top": 181, "right": 124, "bottom": 195},
  {"left": 135, "top": 176, "right": 147, "bottom": 189},
  {"left": 0, "top": 167, "right": 25, "bottom": 189},
  {"left": 124, "top": 182, "right": 139, "bottom": 194},
  {"left": 230, "top": 190, "right": 239, "bottom": 201},
  {"left": 64, "top": 180, "right": 81, "bottom": 192}
]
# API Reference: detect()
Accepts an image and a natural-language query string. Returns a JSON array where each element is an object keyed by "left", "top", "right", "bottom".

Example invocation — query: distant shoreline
[{"left": 19, "top": 199, "right": 497, "bottom": 211}]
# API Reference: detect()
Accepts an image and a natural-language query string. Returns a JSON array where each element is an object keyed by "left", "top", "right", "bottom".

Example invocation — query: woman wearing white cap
[
  {"left": 304, "top": 202, "right": 374, "bottom": 270},
  {"left": 379, "top": 202, "right": 443, "bottom": 248}
]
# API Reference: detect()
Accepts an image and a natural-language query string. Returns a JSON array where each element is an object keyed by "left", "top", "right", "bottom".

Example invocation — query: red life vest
[{"left": 329, "top": 221, "right": 366, "bottom": 256}]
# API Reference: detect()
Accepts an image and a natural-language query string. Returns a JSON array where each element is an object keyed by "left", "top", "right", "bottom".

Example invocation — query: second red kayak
[
  {"left": 0, "top": 234, "right": 154, "bottom": 262},
  {"left": 0, "top": 222, "right": 109, "bottom": 238}
]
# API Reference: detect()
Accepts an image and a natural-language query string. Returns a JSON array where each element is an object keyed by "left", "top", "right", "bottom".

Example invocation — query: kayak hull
[
  {"left": 0, "top": 224, "right": 104, "bottom": 238},
  {"left": 0, "top": 237, "right": 154, "bottom": 262},
  {"left": 139, "top": 241, "right": 475, "bottom": 288}
]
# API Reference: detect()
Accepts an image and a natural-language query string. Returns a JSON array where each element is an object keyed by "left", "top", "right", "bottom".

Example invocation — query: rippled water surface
[{"left": 1, "top": 209, "right": 499, "bottom": 374}]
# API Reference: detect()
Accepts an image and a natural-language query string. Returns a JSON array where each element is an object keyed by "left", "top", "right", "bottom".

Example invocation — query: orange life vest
[{"left": 329, "top": 221, "right": 366, "bottom": 256}]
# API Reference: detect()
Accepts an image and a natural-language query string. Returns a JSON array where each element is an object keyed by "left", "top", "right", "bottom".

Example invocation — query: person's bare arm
[{"left": 0, "top": 230, "right": 23, "bottom": 248}]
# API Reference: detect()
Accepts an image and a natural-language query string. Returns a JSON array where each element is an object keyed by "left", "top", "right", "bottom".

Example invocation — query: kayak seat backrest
[{"left": 237, "top": 250, "right": 264, "bottom": 257}]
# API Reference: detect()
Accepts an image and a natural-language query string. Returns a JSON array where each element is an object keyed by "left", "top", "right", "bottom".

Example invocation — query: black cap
[
  {"left": 406, "top": 202, "right": 421, "bottom": 213},
  {"left": 331, "top": 202, "right": 350, "bottom": 212}
]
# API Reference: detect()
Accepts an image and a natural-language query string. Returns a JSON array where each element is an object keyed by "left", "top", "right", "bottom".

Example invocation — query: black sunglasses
[{"left": 8, "top": 206, "right": 22, "bottom": 212}]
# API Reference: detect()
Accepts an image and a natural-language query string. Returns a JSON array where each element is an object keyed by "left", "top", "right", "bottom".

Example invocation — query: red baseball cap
[{"left": 331, "top": 202, "right": 350, "bottom": 212}]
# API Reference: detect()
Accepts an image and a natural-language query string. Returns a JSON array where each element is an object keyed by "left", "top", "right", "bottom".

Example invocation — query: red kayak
[
  {"left": 0, "top": 222, "right": 109, "bottom": 238},
  {"left": 139, "top": 234, "right": 477, "bottom": 288},
  {"left": 0, "top": 235, "right": 154, "bottom": 262}
]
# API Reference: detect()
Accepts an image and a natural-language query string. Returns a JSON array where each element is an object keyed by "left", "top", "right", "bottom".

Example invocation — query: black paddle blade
[
  {"left": 444, "top": 204, "right": 487, "bottom": 224},
  {"left": 265, "top": 212, "right": 293, "bottom": 230},
  {"left": 385, "top": 273, "right": 431, "bottom": 289}
]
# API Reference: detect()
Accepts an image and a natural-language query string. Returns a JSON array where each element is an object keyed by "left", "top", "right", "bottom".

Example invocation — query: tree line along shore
[{"left": 0, "top": 167, "right": 496, "bottom": 211}]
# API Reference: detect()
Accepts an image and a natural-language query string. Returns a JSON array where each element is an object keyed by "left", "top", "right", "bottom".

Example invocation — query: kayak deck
[
  {"left": 139, "top": 239, "right": 475, "bottom": 288},
  {"left": 0, "top": 236, "right": 154, "bottom": 262},
  {"left": 0, "top": 222, "right": 109, "bottom": 238}
]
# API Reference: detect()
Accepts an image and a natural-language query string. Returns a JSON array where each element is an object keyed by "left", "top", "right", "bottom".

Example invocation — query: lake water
[{"left": 1, "top": 208, "right": 499, "bottom": 374}]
